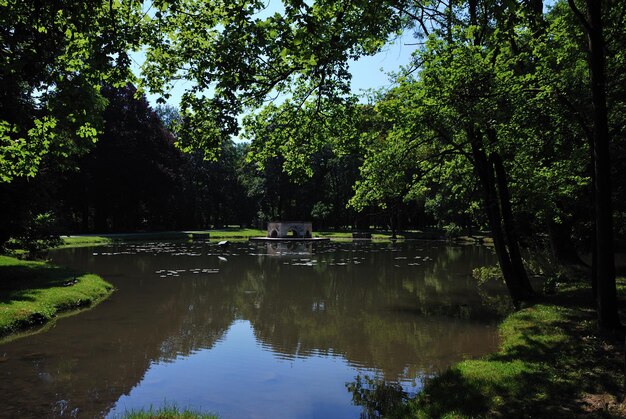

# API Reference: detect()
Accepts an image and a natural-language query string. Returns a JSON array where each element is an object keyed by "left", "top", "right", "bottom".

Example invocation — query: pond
[{"left": 0, "top": 240, "right": 509, "bottom": 418}]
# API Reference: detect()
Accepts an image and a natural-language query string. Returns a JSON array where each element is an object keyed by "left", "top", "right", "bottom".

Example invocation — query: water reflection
[
  {"left": 0, "top": 241, "right": 506, "bottom": 418},
  {"left": 347, "top": 374, "right": 408, "bottom": 418},
  {"left": 265, "top": 241, "right": 313, "bottom": 256}
]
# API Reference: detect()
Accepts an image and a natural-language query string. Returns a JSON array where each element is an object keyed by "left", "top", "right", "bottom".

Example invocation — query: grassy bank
[
  {"left": 120, "top": 405, "right": 217, "bottom": 419},
  {"left": 398, "top": 281, "right": 626, "bottom": 418},
  {"left": 0, "top": 255, "right": 113, "bottom": 341},
  {"left": 58, "top": 230, "right": 264, "bottom": 248},
  {"left": 58, "top": 235, "right": 115, "bottom": 247}
]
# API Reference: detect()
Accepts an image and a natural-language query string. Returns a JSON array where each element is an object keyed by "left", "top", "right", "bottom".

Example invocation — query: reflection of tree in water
[
  {"left": 471, "top": 265, "right": 516, "bottom": 317},
  {"left": 234, "top": 242, "right": 504, "bottom": 381},
  {"left": 157, "top": 276, "right": 238, "bottom": 360},
  {"left": 1, "top": 242, "right": 504, "bottom": 417},
  {"left": 346, "top": 374, "right": 408, "bottom": 418},
  {"left": 1, "top": 246, "right": 239, "bottom": 418}
]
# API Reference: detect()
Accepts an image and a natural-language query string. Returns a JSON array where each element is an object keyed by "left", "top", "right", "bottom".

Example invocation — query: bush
[
  {"left": 311, "top": 201, "right": 332, "bottom": 222},
  {"left": 472, "top": 265, "right": 502, "bottom": 285},
  {"left": 442, "top": 222, "right": 462, "bottom": 239},
  {"left": 8, "top": 212, "right": 62, "bottom": 257}
]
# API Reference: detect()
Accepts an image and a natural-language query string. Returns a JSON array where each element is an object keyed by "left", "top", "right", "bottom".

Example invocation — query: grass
[
  {"left": 315, "top": 230, "right": 390, "bottom": 239},
  {"left": 58, "top": 227, "right": 489, "bottom": 247},
  {"left": 57, "top": 230, "right": 262, "bottom": 248},
  {"left": 399, "top": 278, "right": 626, "bottom": 418},
  {"left": 202, "top": 228, "right": 265, "bottom": 238},
  {"left": 120, "top": 404, "right": 217, "bottom": 419},
  {"left": 58, "top": 232, "right": 195, "bottom": 247},
  {"left": 59, "top": 235, "right": 115, "bottom": 247},
  {"left": 57, "top": 229, "right": 355, "bottom": 248},
  {"left": 0, "top": 255, "right": 114, "bottom": 340}
]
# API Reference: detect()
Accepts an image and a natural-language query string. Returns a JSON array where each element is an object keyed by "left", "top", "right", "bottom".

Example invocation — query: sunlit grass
[
  {"left": 57, "top": 227, "right": 493, "bottom": 247},
  {"left": 0, "top": 255, "right": 113, "bottom": 339},
  {"left": 59, "top": 236, "right": 114, "bottom": 247},
  {"left": 205, "top": 228, "right": 265, "bottom": 238},
  {"left": 59, "top": 230, "right": 261, "bottom": 247},
  {"left": 121, "top": 404, "right": 217, "bottom": 419}
]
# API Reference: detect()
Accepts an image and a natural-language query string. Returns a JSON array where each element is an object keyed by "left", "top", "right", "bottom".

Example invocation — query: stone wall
[{"left": 267, "top": 222, "right": 312, "bottom": 238}]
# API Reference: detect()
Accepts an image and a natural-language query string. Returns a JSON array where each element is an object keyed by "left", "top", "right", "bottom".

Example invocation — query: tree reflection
[
  {"left": 0, "top": 241, "right": 506, "bottom": 417},
  {"left": 346, "top": 374, "right": 408, "bottom": 418}
]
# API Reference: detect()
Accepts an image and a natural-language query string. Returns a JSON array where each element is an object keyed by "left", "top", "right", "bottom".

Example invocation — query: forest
[{"left": 1, "top": 0, "right": 626, "bottom": 415}]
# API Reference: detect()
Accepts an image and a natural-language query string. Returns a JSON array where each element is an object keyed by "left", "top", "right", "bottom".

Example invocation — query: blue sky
[
  {"left": 133, "top": 31, "right": 417, "bottom": 143},
  {"left": 138, "top": 37, "right": 416, "bottom": 107},
  {"left": 134, "top": 1, "right": 418, "bottom": 108},
  {"left": 347, "top": 34, "right": 417, "bottom": 95}
]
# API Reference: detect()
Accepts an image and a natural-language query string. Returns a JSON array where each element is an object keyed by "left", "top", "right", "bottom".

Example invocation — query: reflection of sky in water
[
  {"left": 109, "top": 320, "right": 395, "bottom": 419},
  {"left": 1, "top": 241, "right": 505, "bottom": 418}
]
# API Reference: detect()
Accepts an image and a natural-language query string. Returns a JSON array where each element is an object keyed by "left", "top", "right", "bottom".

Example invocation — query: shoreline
[
  {"left": 397, "top": 279, "right": 626, "bottom": 417},
  {"left": 3, "top": 242, "right": 623, "bottom": 416},
  {"left": 56, "top": 229, "right": 493, "bottom": 249},
  {"left": 0, "top": 255, "right": 114, "bottom": 343}
]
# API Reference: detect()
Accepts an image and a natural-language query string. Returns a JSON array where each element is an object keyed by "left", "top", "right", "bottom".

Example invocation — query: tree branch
[{"left": 567, "top": 0, "right": 592, "bottom": 33}]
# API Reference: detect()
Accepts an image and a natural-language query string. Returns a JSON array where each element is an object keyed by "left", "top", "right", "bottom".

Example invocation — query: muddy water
[{"left": 0, "top": 240, "right": 508, "bottom": 418}]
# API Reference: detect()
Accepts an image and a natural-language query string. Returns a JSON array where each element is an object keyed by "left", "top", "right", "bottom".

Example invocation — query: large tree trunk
[
  {"left": 592, "top": 231, "right": 598, "bottom": 299},
  {"left": 589, "top": 126, "right": 598, "bottom": 299},
  {"left": 585, "top": 0, "right": 620, "bottom": 330},
  {"left": 469, "top": 128, "right": 532, "bottom": 304},
  {"left": 490, "top": 149, "right": 535, "bottom": 296},
  {"left": 390, "top": 202, "right": 399, "bottom": 239}
]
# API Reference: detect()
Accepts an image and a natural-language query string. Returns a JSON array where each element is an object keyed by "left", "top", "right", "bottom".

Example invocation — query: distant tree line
[{"left": 5, "top": 83, "right": 427, "bottom": 235}]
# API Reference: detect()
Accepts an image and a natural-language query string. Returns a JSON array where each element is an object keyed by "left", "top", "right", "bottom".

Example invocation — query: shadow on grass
[
  {"left": 349, "top": 283, "right": 626, "bottom": 418},
  {"left": 1, "top": 256, "right": 113, "bottom": 340},
  {"left": 0, "top": 262, "right": 78, "bottom": 304}
]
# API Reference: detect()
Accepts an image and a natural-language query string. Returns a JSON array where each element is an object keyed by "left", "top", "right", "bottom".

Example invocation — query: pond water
[{"left": 0, "top": 240, "right": 509, "bottom": 418}]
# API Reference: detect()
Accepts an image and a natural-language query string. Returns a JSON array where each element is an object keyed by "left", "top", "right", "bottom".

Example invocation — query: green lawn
[
  {"left": 0, "top": 255, "right": 114, "bottom": 340},
  {"left": 58, "top": 229, "right": 264, "bottom": 247},
  {"left": 202, "top": 228, "right": 266, "bottom": 238},
  {"left": 315, "top": 230, "right": 387, "bottom": 239},
  {"left": 59, "top": 235, "right": 115, "bottom": 247},
  {"left": 58, "top": 228, "right": 469, "bottom": 247}
]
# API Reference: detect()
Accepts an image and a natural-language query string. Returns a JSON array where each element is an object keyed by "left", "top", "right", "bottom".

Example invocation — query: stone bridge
[{"left": 267, "top": 221, "right": 312, "bottom": 238}]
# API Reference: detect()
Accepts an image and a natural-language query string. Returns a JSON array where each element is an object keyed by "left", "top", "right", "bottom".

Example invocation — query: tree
[
  {"left": 238, "top": 1, "right": 539, "bottom": 302},
  {"left": 139, "top": 0, "right": 404, "bottom": 157},
  {"left": 0, "top": 0, "right": 141, "bottom": 181},
  {"left": 138, "top": 0, "right": 540, "bottom": 302},
  {"left": 0, "top": 0, "right": 142, "bottom": 248},
  {"left": 59, "top": 84, "right": 183, "bottom": 232},
  {"left": 347, "top": 99, "right": 430, "bottom": 238},
  {"left": 243, "top": 99, "right": 369, "bottom": 229},
  {"left": 177, "top": 141, "right": 256, "bottom": 229},
  {"left": 155, "top": 104, "right": 183, "bottom": 134},
  {"left": 566, "top": 0, "right": 621, "bottom": 329},
  {"left": 136, "top": 0, "right": 626, "bottom": 319}
]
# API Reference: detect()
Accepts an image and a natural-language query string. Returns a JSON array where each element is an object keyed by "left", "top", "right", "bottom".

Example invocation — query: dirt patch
[{"left": 580, "top": 393, "right": 626, "bottom": 417}]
